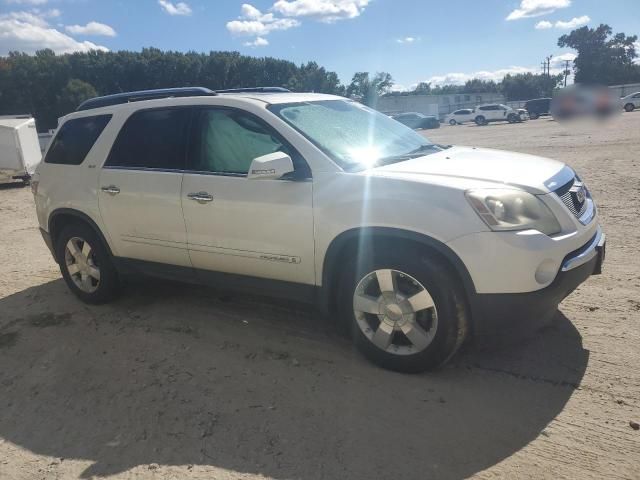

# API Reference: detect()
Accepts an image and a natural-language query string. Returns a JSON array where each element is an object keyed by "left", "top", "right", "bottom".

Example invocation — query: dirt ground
[{"left": 0, "top": 113, "right": 638, "bottom": 480}]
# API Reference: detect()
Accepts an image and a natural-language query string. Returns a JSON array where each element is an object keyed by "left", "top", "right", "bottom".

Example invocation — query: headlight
[{"left": 466, "top": 188, "right": 561, "bottom": 235}]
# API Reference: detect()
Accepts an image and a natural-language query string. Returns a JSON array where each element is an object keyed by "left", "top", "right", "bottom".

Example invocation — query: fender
[
  {"left": 319, "top": 227, "right": 477, "bottom": 314},
  {"left": 48, "top": 208, "right": 114, "bottom": 262}
]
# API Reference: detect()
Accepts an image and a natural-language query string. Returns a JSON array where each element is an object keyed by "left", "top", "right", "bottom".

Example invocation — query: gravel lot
[{"left": 0, "top": 113, "right": 638, "bottom": 479}]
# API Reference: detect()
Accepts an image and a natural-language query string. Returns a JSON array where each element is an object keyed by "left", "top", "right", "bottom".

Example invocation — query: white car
[
  {"left": 473, "top": 104, "right": 521, "bottom": 125},
  {"left": 444, "top": 109, "right": 474, "bottom": 125},
  {"left": 32, "top": 87, "right": 606, "bottom": 373},
  {"left": 621, "top": 91, "right": 640, "bottom": 112}
]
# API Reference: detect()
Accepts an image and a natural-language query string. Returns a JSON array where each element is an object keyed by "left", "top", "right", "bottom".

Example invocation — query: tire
[
  {"left": 337, "top": 246, "right": 468, "bottom": 373},
  {"left": 474, "top": 115, "right": 487, "bottom": 126},
  {"left": 624, "top": 103, "right": 635, "bottom": 112},
  {"left": 449, "top": 119, "right": 457, "bottom": 126},
  {"left": 529, "top": 112, "right": 539, "bottom": 120},
  {"left": 55, "top": 223, "right": 120, "bottom": 304},
  {"left": 507, "top": 113, "right": 518, "bottom": 124}
]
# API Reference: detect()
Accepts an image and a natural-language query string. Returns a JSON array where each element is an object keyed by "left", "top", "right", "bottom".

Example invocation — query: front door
[
  {"left": 181, "top": 107, "right": 315, "bottom": 285},
  {"left": 98, "top": 107, "right": 192, "bottom": 267}
]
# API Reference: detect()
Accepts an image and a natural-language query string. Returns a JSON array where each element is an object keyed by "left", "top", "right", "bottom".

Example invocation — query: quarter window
[
  {"left": 45, "top": 115, "right": 111, "bottom": 165},
  {"left": 189, "top": 109, "right": 292, "bottom": 175},
  {"left": 106, "top": 108, "right": 190, "bottom": 170}
]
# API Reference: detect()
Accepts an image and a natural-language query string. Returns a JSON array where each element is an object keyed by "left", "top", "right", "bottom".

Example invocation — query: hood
[{"left": 371, "top": 146, "right": 572, "bottom": 194}]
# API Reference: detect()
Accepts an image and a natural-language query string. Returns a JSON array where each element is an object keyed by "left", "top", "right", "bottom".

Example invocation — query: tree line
[
  {"left": 0, "top": 23, "right": 637, "bottom": 130},
  {"left": 0, "top": 48, "right": 344, "bottom": 130}
]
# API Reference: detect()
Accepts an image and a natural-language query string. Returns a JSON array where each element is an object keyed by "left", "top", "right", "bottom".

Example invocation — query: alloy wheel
[
  {"left": 64, "top": 237, "right": 101, "bottom": 293},
  {"left": 353, "top": 269, "right": 438, "bottom": 355}
]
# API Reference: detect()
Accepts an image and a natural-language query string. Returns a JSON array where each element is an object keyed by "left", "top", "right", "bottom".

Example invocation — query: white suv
[
  {"left": 621, "top": 92, "right": 640, "bottom": 112},
  {"left": 32, "top": 87, "right": 605, "bottom": 372},
  {"left": 473, "top": 104, "right": 521, "bottom": 125}
]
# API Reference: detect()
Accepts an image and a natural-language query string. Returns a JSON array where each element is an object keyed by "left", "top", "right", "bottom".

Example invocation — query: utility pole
[
  {"left": 541, "top": 55, "right": 553, "bottom": 76},
  {"left": 563, "top": 59, "right": 571, "bottom": 87}
]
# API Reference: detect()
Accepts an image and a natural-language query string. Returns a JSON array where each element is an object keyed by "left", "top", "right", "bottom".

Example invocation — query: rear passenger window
[
  {"left": 106, "top": 108, "right": 190, "bottom": 170},
  {"left": 45, "top": 115, "right": 111, "bottom": 165}
]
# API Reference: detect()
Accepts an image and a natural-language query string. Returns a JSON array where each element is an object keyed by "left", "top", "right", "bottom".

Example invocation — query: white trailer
[{"left": 0, "top": 116, "right": 42, "bottom": 184}]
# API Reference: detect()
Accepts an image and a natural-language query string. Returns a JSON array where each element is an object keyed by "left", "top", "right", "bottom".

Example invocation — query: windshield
[{"left": 268, "top": 100, "right": 440, "bottom": 171}]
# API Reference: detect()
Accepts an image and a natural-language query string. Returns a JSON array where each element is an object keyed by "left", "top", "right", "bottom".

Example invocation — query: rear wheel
[
  {"left": 624, "top": 103, "right": 635, "bottom": 112},
  {"left": 449, "top": 119, "right": 457, "bottom": 126},
  {"left": 338, "top": 247, "right": 468, "bottom": 373},
  {"left": 529, "top": 112, "right": 539, "bottom": 120},
  {"left": 56, "top": 223, "right": 120, "bottom": 304},
  {"left": 474, "top": 115, "right": 487, "bottom": 126}
]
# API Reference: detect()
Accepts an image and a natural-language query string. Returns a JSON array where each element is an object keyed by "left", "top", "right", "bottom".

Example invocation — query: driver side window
[{"left": 190, "top": 109, "right": 289, "bottom": 175}]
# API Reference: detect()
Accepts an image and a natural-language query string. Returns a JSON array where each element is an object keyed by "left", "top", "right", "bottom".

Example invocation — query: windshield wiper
[
  {"left": 374, "top": 144, "right": 441, "bottom": 166},
  {"left": 406, "top": 144, "right": 441, "bottom": 155}
]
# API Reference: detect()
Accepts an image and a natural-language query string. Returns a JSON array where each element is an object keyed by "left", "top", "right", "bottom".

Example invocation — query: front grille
[{"left": 554, "top": 177, "right": 590, "bottom": 220}]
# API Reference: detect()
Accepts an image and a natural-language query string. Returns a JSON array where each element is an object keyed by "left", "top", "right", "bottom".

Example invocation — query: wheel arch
[
  {"left": 48, "top": 208, "right": 114, "bottom": 263},
  {"left": 319, "top": 227, "right": 476, "bottom": 315}
]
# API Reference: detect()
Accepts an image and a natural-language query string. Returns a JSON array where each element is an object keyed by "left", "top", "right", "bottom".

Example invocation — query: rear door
[
  {"left": 98, "top": 107, "right": 192, "bottom": 267},
  {"left": 181, "top": 107, "right": 315, "bottom": 285}
]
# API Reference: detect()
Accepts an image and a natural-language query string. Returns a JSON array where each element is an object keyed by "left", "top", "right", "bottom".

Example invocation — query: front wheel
[
  {"left": 507, "top": 113, "right": 518, "bottom": 124},
  {"left": 529, "top": 112, "right": 539, "bottom": 120},
  {"left": 56, "top": 223, "right": 120, "bottom": 304},
  {"left": 475, "top": 116, "right": 487, "bottom": 126},
  {"left": 338, "top": 248, "right": 468, "bottom": 373},
  {"left": 624, "top": 103, "right": 635, "bottom": 112}
]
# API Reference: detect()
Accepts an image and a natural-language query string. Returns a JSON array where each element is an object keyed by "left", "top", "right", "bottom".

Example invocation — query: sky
[{"left": 1, "top": 0, "right": 639, "bottom": 90}]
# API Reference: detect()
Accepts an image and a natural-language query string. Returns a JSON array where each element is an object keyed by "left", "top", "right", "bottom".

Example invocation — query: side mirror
[{"left": 247, "top": 151, "right": 294, "bottom": 180}]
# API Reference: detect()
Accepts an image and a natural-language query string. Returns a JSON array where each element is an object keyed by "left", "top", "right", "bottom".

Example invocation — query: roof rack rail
[
  {"left": 76, "top": 87, "right": 217, "bottom": 111},
  {"left": 215, "top": 87, "right": 291, "bottom": 94}
]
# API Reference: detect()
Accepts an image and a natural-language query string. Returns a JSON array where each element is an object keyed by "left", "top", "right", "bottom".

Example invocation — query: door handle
[
  {"left": 101, "top": 185, "right": 120, "bottom": 195},
  {"left": 187, "top": 191, "right": 214, "bottom": 203}
]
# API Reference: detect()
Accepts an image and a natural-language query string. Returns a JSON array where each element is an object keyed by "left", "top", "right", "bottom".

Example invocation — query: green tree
[
  {"left": 0, "top": 48, "right": 347, "bottom": 130},
  {"left": 57, "top": 79, "right": 98, "bottom": 115},
  {"left": 463, "top": 79, "right": 499, "bottom": 93},
  {"left": 500, "top": 72, "right": 562, "bottom": 100},
  {"left": 411, "top": 82, "right": 431, "bottom": 95},
  {"left": 558, "top": 24, "right": 640, "bottom": 85},
  {"left": 347, "top": 72, "right": 394, "bottom": 106}
]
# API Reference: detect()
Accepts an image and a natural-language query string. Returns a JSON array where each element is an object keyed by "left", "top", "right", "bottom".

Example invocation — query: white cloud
[
  {"left": 227, "top": 4, "right": 300, "bottom": 40},
  {"left": 550, "top": 52, "right": 577, "bottom": 66},
  {"left": 396, "top": 36, "right": 419, "bottom": 44},
  {"left": 535, "top": 20, "right": 553, "bottom": 29},
  {"left": 158, "top": 0, "right": 192, "bottom": 16},
  {"left": 554, "top": 15, "right": 590, "bottom": 29},
  {"left": 425, "top": 66, "right": 534, "bottom": 86},
  {"left": 272, "top": 0, "right": 370, "bottom": 23},
  {"left": 0, "top": 10, "right": 109, "bottom": 54},
  {"left": 65, "top": 21, "right": 116, "bottom": 37},
  {"left": 506, "top": 0, "right": 571, "bottom": 20},
  {"left": 243, "top": 36, "right": 269, "bottom": 47},
  {"left": 420, "top": 55, "right": 578, "bottom": 87},
  {"left": 535, "top": 15, "right": 589, "bottom": 30}
]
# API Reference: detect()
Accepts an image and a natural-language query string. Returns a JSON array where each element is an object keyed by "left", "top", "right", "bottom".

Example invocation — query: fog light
[{"left": 535, "top": 259, "right": 558, "bottom": 284}]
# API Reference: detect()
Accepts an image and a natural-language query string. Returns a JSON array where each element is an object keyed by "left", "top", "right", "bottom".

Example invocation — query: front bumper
[{"left": 470, "top": 229, "right": 605, "bottom": 344}]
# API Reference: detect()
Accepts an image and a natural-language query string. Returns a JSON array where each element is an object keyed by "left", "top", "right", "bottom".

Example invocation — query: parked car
[
  {"left": 32, "top": 87, "right": 605, "bottom": 373},
  {"left": 444, "top": 109, "right": 474, "bottom": 125},
  {"left": 391, "top": 112, "right": 440, "bottom": 129},
  {"left": 473, "top": 104, "right": 521, "bottom": 125},
  {"left": 0, "top": 115, "right": 42, "bottom": 184},
  {"left": 524, "top": 98, "right": 552, "bottom": 119},
  {"left": 517, "top": 109, "right": 529, "bottom": 121},
  {"left": 621, "top": 91, "right": 640, "bottom": 112}
]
